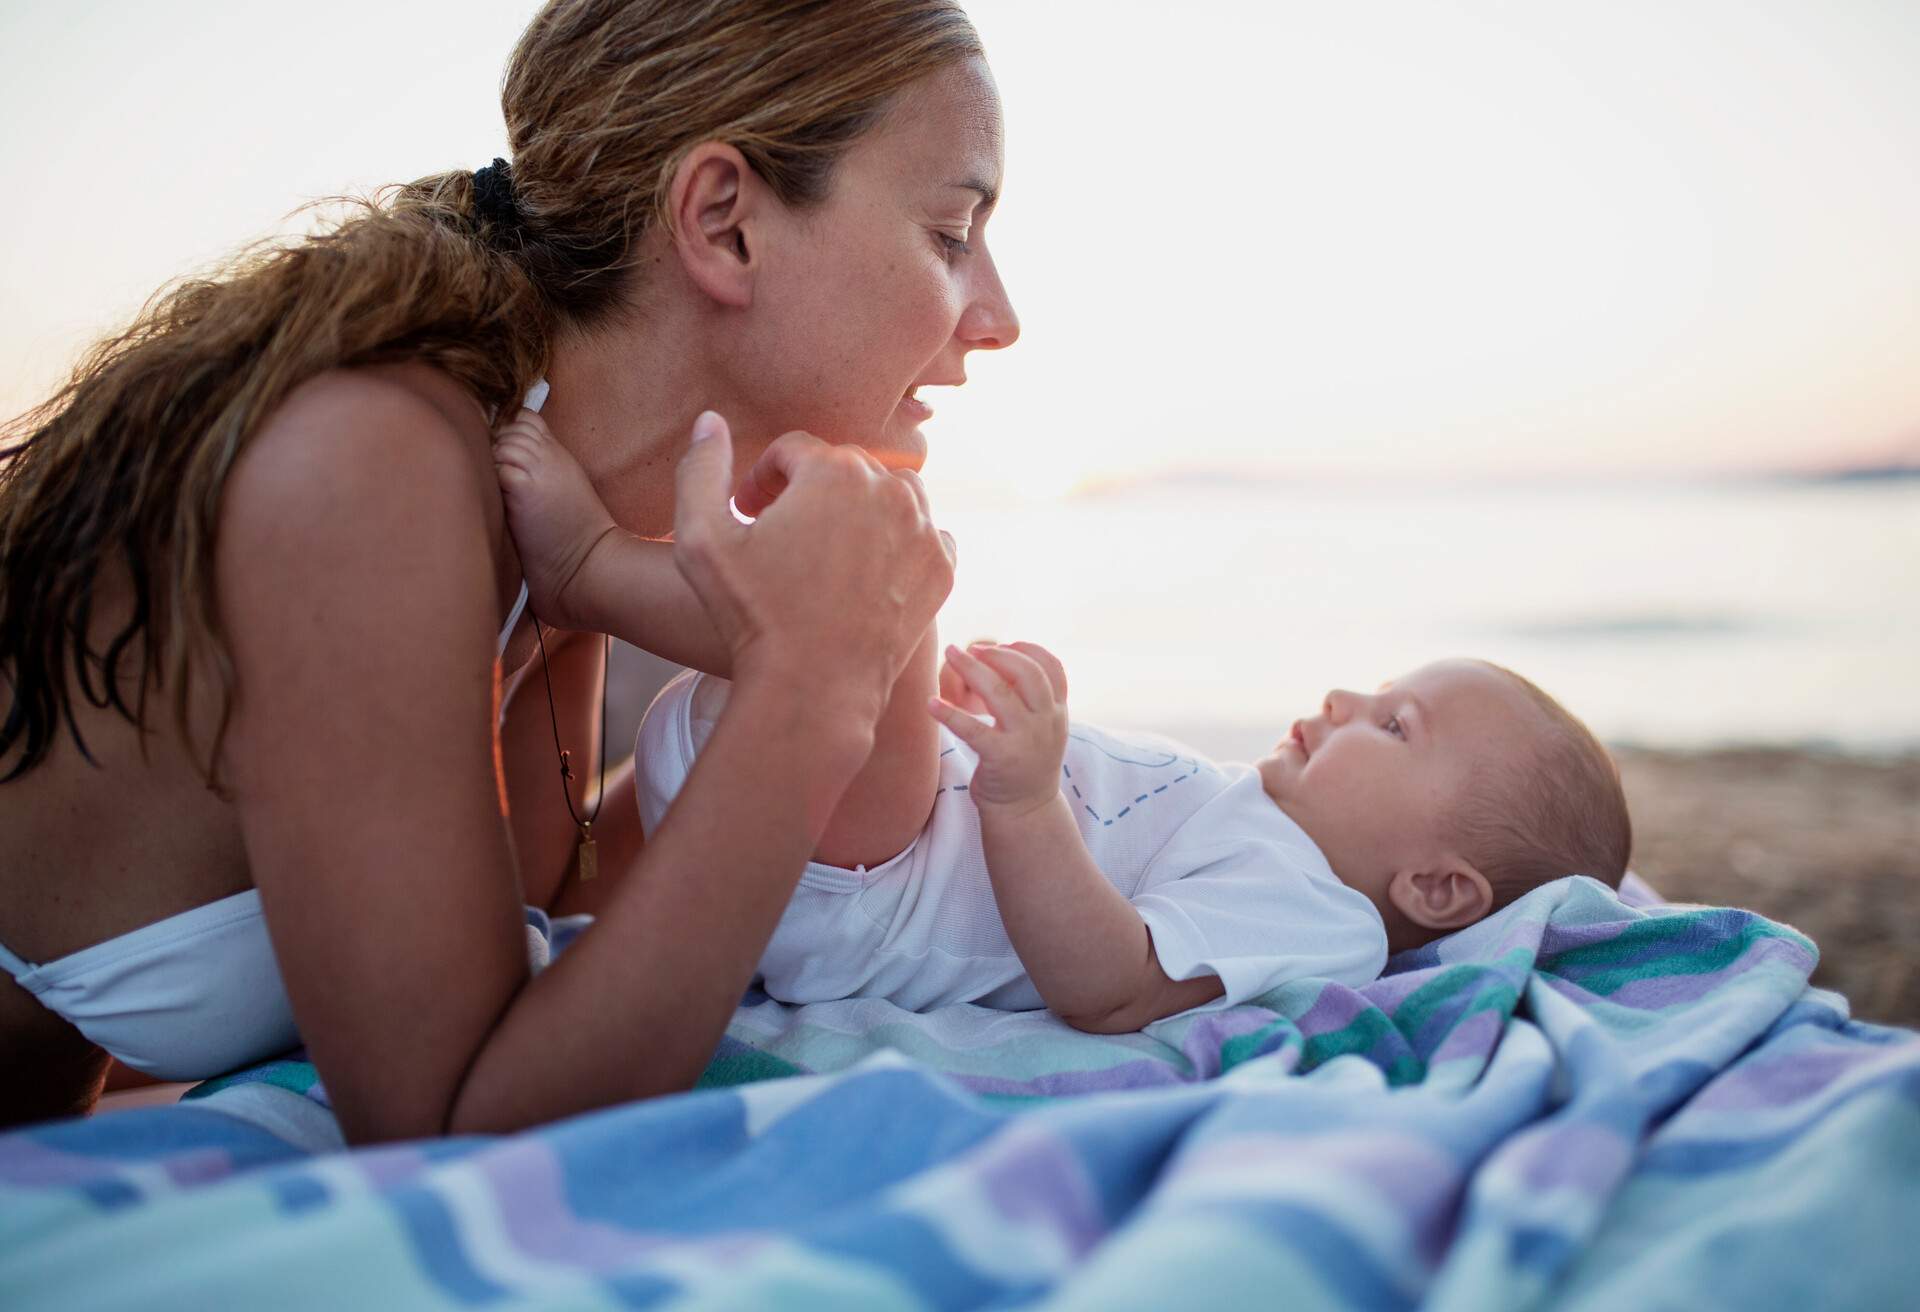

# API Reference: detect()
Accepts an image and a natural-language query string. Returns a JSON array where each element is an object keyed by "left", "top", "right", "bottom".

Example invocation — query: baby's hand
[
  {"left": 937, "top": 635, "right": 996, "bottom": 718},
  {"left": 929, "top": 642, "right": 1070, "bottom": 818},
  {"left": 493, "top": 408, "right": 617, "bottom": 631}
]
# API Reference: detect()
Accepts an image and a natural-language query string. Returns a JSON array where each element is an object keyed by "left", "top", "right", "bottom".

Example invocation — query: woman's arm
[{"left": 219, "top": 383, "right": 947, "bottom": 1142}]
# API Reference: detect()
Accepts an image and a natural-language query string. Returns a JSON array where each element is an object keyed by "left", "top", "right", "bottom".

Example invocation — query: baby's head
[{"left": 1256, "top": 659, "right": 1630, "bottom": 953}]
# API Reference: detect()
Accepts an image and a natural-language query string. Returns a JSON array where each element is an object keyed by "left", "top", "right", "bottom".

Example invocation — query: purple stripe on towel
[
  {"left": 957, "top": 1059, "right": 1193, "bottom": 1098},
  {"left": 1687, "top": 1044, "right": 1885, "bottom": 1114},
  {"left": 1429, "top": 1006, "right": 1507, "bottom": 1067},
  {"left": 0, "top": 1136, "right": 232, "bottom": 1191},
  {"left": 979, "top": 1128, "right": 1104, "bottom": 1258},
  {"left": 1297, "top": 985, "right": 1372, "bottom": 1037},
  {"left": 472, "top": 1137, "right": 771, "bottom": 1270},
  {"left": 1513, "top": 1122, "right": 1633, "bottom": 1194}
]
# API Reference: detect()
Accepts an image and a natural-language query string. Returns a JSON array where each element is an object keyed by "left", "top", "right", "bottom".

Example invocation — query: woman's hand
[
  {"left": 928, "top": 641, "right": 1071, "bottom": 818},
  {"left": 674, "top": 411, "right": 955, "bottom": 725}
]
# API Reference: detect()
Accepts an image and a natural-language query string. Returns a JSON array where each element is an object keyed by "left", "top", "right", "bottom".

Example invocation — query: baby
[{"left": 497, "top": 411, "right": 1632, "bottom": 1033}]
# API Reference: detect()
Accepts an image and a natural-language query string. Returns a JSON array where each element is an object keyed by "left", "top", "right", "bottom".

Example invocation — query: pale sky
[{"left": 3, "top": 0, "right": 1917, "bottom": 499}]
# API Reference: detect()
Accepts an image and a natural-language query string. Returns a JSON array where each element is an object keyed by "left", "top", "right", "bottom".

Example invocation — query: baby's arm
[
  {"left": 930, "top": 645, "right": 1225, "bottom": 1033},
  {"left": 494, "top": 409, "right": 728, "bottom": 674},
  {"left": 497, "top": 410, "right": 942, "bottom": 868}
]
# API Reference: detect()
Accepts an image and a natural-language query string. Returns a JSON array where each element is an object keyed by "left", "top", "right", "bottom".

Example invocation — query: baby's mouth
[{"left": 1290, "top": 720, "right": 1309, "bottom": 759}]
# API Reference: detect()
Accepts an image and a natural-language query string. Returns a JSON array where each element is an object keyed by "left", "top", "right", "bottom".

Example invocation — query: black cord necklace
[{"left": 533, "top": 618, "right": 610, "bottom": 882}]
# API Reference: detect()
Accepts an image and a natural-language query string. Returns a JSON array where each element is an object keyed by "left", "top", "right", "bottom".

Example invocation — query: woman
[{"left": 0, "top": 0, "right": 1017, "bottom": 1142}]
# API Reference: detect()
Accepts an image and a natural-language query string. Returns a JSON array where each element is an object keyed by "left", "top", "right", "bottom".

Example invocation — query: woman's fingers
[
  {"left": 890, "top": 467, "right": 933, "bottom": 520},
  {"left": 729, "top": 463, "right": 785, "bottom": 520},
  {"left": 890, "top": 470, "right": 958, "bottom": 568},
  {"left": 732, "top": 429, "right": 830, "bottom": 518},
  {"left": 672, "top": 411, "right": 743, "bottom": 597},
  {"left": 674, "top": 421, "right": 952, "bottom": 718}
]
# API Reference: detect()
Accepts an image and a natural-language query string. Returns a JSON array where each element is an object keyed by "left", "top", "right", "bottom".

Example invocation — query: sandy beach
[{"left": 1613, "top": 745, "right": 1919, "bottom": 1031}]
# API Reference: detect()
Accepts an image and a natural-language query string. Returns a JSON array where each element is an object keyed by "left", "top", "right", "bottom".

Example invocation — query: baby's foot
[{"left": 493, "top": 408, "right": 617, "bottom": 631}]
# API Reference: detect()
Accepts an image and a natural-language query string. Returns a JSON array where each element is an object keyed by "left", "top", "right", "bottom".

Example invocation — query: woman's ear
[
  {"left": 1387, "top": 861, "right": 1494, "bottom": 933},
  {"left": 666, "top": 142, "right": 760, "bottom": 310}
]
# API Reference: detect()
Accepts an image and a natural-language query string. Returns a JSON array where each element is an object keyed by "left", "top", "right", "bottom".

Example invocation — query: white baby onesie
[{"left": 635, "top": 671, "right": 1389, "bottom": 1014}]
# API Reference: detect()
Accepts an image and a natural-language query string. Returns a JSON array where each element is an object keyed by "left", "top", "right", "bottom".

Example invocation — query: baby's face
[{"left": 1256, "top": 660, "right": 1542, "bottom": 908}]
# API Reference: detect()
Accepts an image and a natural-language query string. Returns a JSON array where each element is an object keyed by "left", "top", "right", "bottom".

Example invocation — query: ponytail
[{"left": 0, "top": 172, "right": 549, "bottom": 782}]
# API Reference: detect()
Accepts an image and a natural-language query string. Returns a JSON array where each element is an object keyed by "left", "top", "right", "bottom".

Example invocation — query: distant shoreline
[
  {"left": 1122, "top": 717, "right": 1920, "bottom": 774},
  {"left": 1064, "top": 463, "right": 1920, "bottom": 501}
]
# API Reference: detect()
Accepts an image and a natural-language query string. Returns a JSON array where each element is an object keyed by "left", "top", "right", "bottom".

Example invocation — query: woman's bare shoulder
[
  {"left": 217, "top": 365, "right": 510, "bottom": 635},
  {"left": 237, "top": 365, "right": 496, "bottom": 508},
  {"left": 226, "top": 366, "right": 506, "bottom": 562}
]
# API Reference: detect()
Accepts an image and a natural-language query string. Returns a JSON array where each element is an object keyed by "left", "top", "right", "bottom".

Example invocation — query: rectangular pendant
[{"left": 577, "top": 837, "right": 599, "bottom": 883}]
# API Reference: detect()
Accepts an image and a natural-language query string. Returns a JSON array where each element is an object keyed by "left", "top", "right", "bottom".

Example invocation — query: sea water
[{"left": 930, "top": 476, "right": 1919, "bottom": 759}]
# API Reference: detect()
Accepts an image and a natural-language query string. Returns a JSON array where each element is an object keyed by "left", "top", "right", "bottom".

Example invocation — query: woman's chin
[{"left": 876, "top": 411, "right": 930, "bottom": 472}]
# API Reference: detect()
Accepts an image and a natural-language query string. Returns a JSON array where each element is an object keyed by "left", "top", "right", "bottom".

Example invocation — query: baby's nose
[{"left": 1323, "top": 689, "right": 1360, "bottom": 723}]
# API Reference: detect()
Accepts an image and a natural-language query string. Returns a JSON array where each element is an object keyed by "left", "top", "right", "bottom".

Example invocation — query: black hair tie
[{"left": 471, "top": 157, "right": 523, "bottom": 233}]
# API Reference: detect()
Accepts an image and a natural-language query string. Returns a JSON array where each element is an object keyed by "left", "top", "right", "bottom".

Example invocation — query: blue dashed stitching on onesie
[
  {"left": 945, "top": 731, "right": 1208, "bottom": 829},
  {"left": 1065, "top": 731, "right": 1181, "bottom": 769},
  {"left": 1067, "top": 753, "right": 1198, "bottom": 826},
  {"left": 1070, "top": 750, "right": 1205, "bottom": 828}
]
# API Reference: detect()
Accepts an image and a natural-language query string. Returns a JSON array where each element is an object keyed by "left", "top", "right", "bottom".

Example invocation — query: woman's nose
[{"left": 959, "top": 258, "right": 1020, "bottom": 351}]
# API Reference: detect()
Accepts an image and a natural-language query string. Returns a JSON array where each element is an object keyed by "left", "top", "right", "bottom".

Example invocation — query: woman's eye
[
  {"left": 1385, "top": 715, "right": 1406, "bottom": 740},
  {"left": 937, "top": 232, "right": 972, "bottom": 261}
]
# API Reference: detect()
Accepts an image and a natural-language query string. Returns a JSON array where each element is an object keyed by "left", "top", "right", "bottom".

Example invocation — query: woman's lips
[{"left": 897, "top": 390, "right": 934, "bottom": 423}]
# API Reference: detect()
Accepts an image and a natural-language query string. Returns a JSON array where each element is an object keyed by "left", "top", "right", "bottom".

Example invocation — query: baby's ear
[{"left": 1388, "top": 861, "right": 1493, "bottom": 932}]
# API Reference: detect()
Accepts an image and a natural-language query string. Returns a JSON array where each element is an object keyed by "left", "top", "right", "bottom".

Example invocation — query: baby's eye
[{"left": 1385, "top": 715, "right": 1406, "bottom": 740}]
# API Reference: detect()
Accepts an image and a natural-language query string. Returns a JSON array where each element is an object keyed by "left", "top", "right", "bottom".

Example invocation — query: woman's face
[{"left": 733, "top": 57, "right": 1020, "bottom": 472}]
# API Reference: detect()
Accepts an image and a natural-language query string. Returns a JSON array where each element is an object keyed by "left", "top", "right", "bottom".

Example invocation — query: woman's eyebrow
[{"left": 949, "top": 178, "right": 999, "bottom": 211}]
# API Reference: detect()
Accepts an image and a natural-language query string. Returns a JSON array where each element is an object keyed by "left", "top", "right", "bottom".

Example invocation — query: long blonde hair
[{"left": 0, "top": 0, "right": 980, "bottom": 783}]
